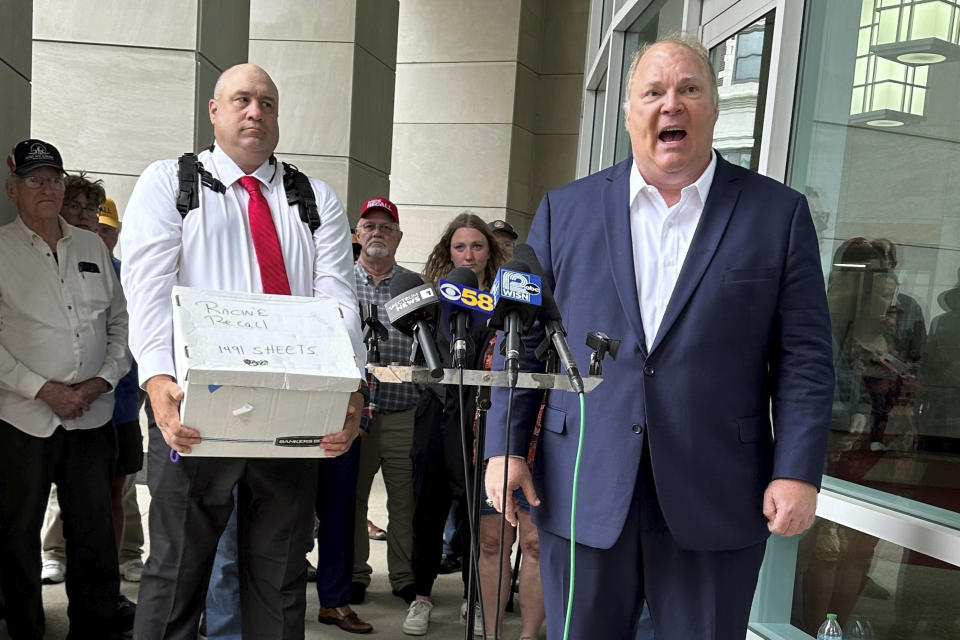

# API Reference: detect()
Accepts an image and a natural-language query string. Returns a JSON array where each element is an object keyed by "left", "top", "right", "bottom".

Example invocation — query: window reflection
[
  {"left": 792, "top": 517, "right": 960, "bottom": 638},
  {"left": 789, "top": 0, "right": 960, "bottom": 517},
  {"left": 709, "top": 12, "right": 775, "bottom": 173},
  {"left": 918, "top": 269, "right": 960, "bottom": 447},
  {"left": 828, "top": 238, "right": 924, "bottom": 461},
  {"left": 825, "top": 238, "right": 960, "bottom": 513},
  {"left": 733, "top": 28, "right": 765, "bottom": 83}
]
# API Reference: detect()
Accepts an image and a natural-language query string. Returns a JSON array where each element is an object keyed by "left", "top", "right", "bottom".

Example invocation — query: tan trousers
[{"left": 40, "top": 474, "right": 144, "bottom": 564}]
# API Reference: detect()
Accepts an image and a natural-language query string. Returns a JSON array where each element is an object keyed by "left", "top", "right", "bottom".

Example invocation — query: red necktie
[{"left": 240, "top": 175, "right": 291, "bottom": 295}]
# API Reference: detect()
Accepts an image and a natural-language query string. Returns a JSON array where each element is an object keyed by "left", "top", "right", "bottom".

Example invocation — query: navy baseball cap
[
  {"left": 488, "top": 219, "right": 517, "bottom": 239},
  {"left": 7, "top": 139, "right": 65, "bottom": 176}
]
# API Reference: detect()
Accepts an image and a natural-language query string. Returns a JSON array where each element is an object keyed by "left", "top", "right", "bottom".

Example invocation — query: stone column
[
  {"left": 390, "top": 0, "right": 587, "bottom": 271},
  {"left": 31, "top": 0, "right": 250, "bottom": 218},
  {"left": 1, "top": 0, "right": 33, "bottom": 224},
  {"left": 249, "top": 0, "right": 399, "bottom": 222}
]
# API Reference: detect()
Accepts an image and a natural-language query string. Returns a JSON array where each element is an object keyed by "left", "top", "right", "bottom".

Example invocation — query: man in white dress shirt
[
  {"left": 0, "top": 138, "right": 131, "bottom": 640},
  {"left": 120, "top": 64, "right": 366, "bottom": 640}
]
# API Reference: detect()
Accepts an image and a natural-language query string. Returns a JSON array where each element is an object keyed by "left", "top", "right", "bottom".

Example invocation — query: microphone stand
[
  {"left": 361, "top": 304, "right": 389, "bottom": 365},
  {"left": 367, "top": 364, "right": 602, "bottom": 640},
  {"left": 535, "top": 336, "right": 561, "bottom": 376},
  {"left": 448, "top": 325, "right": 485, "bottom": 640},
  {"left": 502, "top": 314, "right": 522, "bottom": 388},
  {"left": 465, "top": 383, "right": 490, "bottom": 640}
]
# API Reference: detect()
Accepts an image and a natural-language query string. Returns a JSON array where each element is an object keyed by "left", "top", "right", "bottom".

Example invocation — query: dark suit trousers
[
  {"left": 538, "top": 444, "right": 767, "bottom": 640},
  {"left": 314, "top": 436, "right": 361, "bottom": 607},
  {"left": 134, "top": 422, "right": 318, "bottom": 640},
  {"left": 0, "top": 420, "right": 118, "bottom": 640}
]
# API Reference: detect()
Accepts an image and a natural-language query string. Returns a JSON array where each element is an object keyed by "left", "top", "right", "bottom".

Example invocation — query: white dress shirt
[
  {"left": 0, "top": 216, "right": 130, "bottom": 437},
  {"left": 120, "top": 143, "right": 365, "bottom": 386},
  {"left": 630, "top": 153, "right": 717, "bottom": 350}
]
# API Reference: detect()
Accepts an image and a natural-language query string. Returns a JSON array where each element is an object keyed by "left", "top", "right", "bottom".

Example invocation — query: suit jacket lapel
[
  {"left": 649, "top": 153, "right": 741, "bottom": 355},
  {"left": 602, "top": 159, "right": 647, "bottom": 356}
]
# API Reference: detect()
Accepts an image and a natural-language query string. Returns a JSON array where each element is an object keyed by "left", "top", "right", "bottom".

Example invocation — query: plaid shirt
[{"left": 354, "top": 261, "right": 420, "bottom": 411}]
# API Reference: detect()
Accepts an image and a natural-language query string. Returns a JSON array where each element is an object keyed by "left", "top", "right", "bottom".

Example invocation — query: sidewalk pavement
[{"left": 0, "top": 472, "right": 536, "bottom": 640}]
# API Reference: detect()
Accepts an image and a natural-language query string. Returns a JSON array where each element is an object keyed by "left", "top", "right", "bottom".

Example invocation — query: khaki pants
[
  {"left": 41, "top": 473, "right": 144, "bottom": 564},
  {"left": 352, "top": 407, "right": 416, "bottom": 590}
]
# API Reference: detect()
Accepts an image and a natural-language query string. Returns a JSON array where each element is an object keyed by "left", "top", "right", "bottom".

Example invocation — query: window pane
[
  {"left": 788, "top": 0, "right": 960, "bottom": 515},
  {"left": 876, "top": 7, "right": 900, "bottom": 45},
  {"left": 590, "top": 73, "right": 607, "bottom": 173},
  {"left": 710, "top": 12, "right": 776, "bottom": 172},
  {"left": 738, "top": 29, "right": 765, "bottom": 56},
  {"left": 613, "top": 0, "right": 685, "bottom": 165},
  {"left": 913, "top": 0, "right": 952, "bottom": 40},
  {"left": 734, "top": 54, "right": 762, "bottom": 82},
  {"left": 600, "top": 0, "right": 611, "bottom": 41},
  {"left": 791, "top": 518, "right": 960, "bottom": 638}
]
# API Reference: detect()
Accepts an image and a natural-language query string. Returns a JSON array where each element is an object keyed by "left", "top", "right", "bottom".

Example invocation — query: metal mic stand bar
[
  {"left": 367, "top": 366, "right": 603, "bottom": 393},
  {"left": 367, "top": 365, "right": 602, "bottom": 640}
]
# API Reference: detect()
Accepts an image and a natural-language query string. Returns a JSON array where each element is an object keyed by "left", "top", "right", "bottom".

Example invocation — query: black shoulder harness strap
[
  {"left": 282, "top": 162, "right": 321, "bottom": 234},
  {"left": 176, "top": 152, "right": 225, "bottom": 215},
  {"left": 176, "top": 153, "right": 321, "bottom": 234}
]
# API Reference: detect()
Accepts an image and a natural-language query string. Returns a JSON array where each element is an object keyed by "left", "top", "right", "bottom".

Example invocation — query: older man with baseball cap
[
  {"left": 347, "top": 196, "right": 421, "bottom": 609},
  {"left": 0, "top": 138, "right": 132, "bottom": 639}
]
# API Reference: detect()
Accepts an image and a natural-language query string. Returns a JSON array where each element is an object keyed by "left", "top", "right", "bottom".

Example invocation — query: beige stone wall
[
  {"left": 249, "top": 0, "right": 399, "bottom": 223},
  {"left": 390, "top": 0, "right": 587, "bottom": 273},
  {"left": 23, "top": 0, "right": 585, "bottom": 263},
  {"left": 30, "top": 0, "right": 249, "bottom": 226},
  {"left": 1, "top": 0, "right": 33, "bottom": 224}
]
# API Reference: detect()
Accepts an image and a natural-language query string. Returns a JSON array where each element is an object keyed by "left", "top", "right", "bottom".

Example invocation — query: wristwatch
[{"left": 356, "top": 379, "right": 371, "bottom": 407}]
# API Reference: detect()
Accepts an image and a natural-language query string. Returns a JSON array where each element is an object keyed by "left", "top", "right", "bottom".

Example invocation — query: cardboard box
[{"left": 172, "top": 286, "right": 360, "bottom": 457}]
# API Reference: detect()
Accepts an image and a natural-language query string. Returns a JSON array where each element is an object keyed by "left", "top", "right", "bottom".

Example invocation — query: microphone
[
  {"left": 384, "top": 272, "right": 444, "bottom": 378},
  {"left": 360, "top": 303, "right": 389, "bottom": 364},
  {"left": 437, "top": 267, "right": 493, "bottom": 369},
  {"left": 489, "top": 260, "right": 542, "bottom": 387},
  {"left": 513, "top": 243, "right": 585, "bottom": 394}
]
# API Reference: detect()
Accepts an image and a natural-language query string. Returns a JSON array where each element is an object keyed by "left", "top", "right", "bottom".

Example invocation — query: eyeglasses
[
  {"left": 19, "top": 175, "right": 66, "bottom": 190},
  {"left": 63, "top": 201, "right": 100, "bottom": 214},
  {"left": 358, "top": 222, "right": 399, "bottom": 234}
]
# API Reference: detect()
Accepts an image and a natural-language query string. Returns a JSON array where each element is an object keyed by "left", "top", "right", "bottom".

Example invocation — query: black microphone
[
  {"left": 360, "top": 303, "right": 389, "bottom": 364},
  {"left": 489, "top": 260, "right": 542, "bottom": 387},
  {"left": 384, "top": 272, "right": 444, "bottom": 378},
  {"left": 437, "top": 266, "right": 486, "bottom": 369},
  {"left": 514, "top": 243, "right": 585, "bottom": 394}
]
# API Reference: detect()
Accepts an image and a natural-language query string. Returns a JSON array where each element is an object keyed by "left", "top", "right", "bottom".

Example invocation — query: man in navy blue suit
[{"left": 484, "top": 37, "right": 833, "bottom": 639}]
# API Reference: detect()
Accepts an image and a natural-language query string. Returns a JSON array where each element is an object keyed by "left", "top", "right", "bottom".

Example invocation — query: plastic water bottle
[
  {"left": 817, "top": 613, "right": 843, "bottom": 640},
  {"left": 846, "top": 617, "right": 874, "bottom": 640}
]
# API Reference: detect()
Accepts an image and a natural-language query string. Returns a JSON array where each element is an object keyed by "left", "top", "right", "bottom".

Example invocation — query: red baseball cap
[{"left": 360, "top": 197, "right": 399, "bottom": 223}]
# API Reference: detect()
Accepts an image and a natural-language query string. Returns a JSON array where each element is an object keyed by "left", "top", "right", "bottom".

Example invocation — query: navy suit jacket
[{"left": 486, "top": 153, "right": 834, "bottom": 551}]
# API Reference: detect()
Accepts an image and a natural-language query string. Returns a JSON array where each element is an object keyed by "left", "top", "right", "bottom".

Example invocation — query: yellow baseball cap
[{"left": 98, "top": 196, "right": 119, "bottom": 228}]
